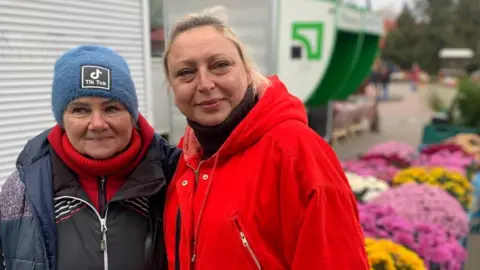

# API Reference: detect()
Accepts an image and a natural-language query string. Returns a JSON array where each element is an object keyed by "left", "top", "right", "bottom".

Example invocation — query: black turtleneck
[{"left": 187, "top": 85, "right": 258, "bottom": 160}]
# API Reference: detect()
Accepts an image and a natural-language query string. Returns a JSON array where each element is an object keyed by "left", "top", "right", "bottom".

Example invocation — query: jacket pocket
[{"left": 233, "top": 216, "right": 262, "bottom": 270}]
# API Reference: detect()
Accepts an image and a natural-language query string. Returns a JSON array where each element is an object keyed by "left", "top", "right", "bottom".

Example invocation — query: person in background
[
  {"left": 369, "top": 67, "right": 380, "bottom": 93},
  {"left": 162, "top": 10, "right": 369, "bottom": 270},
  {"left": 379, "top": 62, "right": 392, "bottom": 100},
  {"left": 410, "top": 62, "right": 421, "bottom": 92},
  {"left": 0, "top": 45, "right": 180, "bottom": 270}
]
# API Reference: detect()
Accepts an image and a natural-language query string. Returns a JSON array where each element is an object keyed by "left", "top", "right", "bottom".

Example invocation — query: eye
[
  {"left": 71, "top": 107, "right": 88, "bottom": 114},
  {"left": 213, "top": 61, "right": 229, "bottom": 69},
  {"left": 176, "top": 69, "right": 194, "bottom": 77},
  {"left": 105, "top": 106, "right": 120, "bottom": 113}
]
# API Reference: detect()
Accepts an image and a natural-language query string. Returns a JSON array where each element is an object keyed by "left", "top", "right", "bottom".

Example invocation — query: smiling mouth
[
  {"left": 197, "top": 99, "right": 224, "bottom": 108},
  {"left": 88, "top": 137, "right": 113, "bottom": 141}
]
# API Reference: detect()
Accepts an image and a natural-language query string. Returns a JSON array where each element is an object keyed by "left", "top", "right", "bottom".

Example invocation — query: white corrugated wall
[
  {"left": 151, "top": 57, "right": 171, "bottom": 136},
  {"left": 0, "top": 0, "right": 151, "bottom": 186}
]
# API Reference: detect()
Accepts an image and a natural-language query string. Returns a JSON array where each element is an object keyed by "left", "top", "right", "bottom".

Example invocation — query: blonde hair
[{"left": 163, "top": 6, "right": 270, "bottom": 88}]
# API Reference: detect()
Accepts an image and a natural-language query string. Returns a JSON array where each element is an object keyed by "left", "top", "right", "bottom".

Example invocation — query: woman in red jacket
[{"left": 162, "top": 10, "right": 369, "bottom": 270}]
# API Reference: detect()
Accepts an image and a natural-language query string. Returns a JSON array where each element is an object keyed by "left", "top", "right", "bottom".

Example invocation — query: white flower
[{"left": 345, "top": 172, "right": 389, "bottom": 202}]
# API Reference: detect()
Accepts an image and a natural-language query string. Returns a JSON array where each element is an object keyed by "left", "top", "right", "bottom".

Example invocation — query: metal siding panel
[
  {"left": 0, "top": 0, "right": 148, "bottom": 186},
  {"left": 162, "top": 0, "right": 274, "bottom": 144},
  {"left": 151, "top": 57, "right": 171, "bottom": 135}
]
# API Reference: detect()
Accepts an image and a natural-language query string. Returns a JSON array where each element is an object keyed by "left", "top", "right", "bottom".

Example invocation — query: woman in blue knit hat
[{"left": 0, "top": 45, "right": 180, "bottom": 270}]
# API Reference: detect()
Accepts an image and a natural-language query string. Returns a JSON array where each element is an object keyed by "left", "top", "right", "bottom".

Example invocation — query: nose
[
  {"left": 88, "top": 111, "right": 108, "bottom": 131},
  {"left": 197, "top": 69, "right": 215, "bottom": 92}
]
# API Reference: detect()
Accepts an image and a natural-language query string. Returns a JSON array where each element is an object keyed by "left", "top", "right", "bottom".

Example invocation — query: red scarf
[{"left": 47, "top": 114, "right": 155, "bottom": 210}]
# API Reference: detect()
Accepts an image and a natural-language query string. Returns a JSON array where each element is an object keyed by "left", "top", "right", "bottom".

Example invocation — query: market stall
[{"left": 332, "top": 80, "right": 379, "bottom": 142}]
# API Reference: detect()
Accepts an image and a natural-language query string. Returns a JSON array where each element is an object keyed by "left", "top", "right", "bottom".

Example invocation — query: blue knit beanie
[{"left": 51, "top": 45, "right": 138, "bottom": 125}]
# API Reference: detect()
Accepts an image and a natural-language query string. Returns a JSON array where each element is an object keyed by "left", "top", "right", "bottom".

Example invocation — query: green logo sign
[{"left": 291, "top": 22, "right": 324, "bottom": 61}]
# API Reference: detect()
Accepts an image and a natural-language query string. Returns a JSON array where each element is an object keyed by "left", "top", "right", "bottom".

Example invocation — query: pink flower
[
  {"left": 412, "top": 149, "right": 476, "bottom": 176},
  {"left": 413, "top": 147, "right": 476, "bottom": 178},
  {"left": 359, "top": 202, "right": 467, "bottom": 269},
  {"left": 361, "top": 141, "right": 417, "bottom": 168},
  {"left": 370, "top": 183, "right": 469, "bottom": 240},
  {"left": 342, "top": 159, "right": 400, "bottom": 183}
]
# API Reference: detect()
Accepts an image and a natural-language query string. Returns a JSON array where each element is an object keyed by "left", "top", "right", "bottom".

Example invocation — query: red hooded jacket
[{"left": 164, "top": 76, "right": 369, "bottom": 269}]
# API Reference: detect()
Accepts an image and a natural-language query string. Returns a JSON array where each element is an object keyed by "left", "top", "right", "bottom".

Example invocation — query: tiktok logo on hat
[{"left": 81, "top": 65, "right": 111, "bottom": 90}]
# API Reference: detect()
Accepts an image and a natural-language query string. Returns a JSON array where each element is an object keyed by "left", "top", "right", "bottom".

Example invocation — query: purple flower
[
  {"left": 365, "top": 141, "right": 417, "bottom": 159},
  {"left": 361, "top": 141, "right": 417, "bottom": 168},
  {"left": 359, "top": 202, "right": 467, "bottom": 269},
  {"left": 342, "top": 159, "right": 400, "bottom": 183},
  {"left": 412, "top": 149, "right": 476, "bottom": 177},
  {"left": 370, "top": 183, "right": 469, "bottom": 240},
  {"left": 420, "top": 143, "right": 474, "bottom": 159}
]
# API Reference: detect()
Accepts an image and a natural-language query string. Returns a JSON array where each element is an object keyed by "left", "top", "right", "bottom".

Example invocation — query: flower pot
[{"left": 421, "top": 123, "right": 480, "bottom": 145}]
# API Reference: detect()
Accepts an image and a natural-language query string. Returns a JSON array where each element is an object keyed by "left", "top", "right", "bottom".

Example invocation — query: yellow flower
[
  {"left": 365, "top": 238, "right": 426, "bottom": 270},
  {"left": 443, "top": 182, "right": 463, "bottom": 194},
  {"left": 429, "top": 167, "right": 445, "bottom": 179},
  {"left": 392, "top": 167, "right": 433, "bottom": 186},
  {"left": 392, "top": 167, "right": 473, "bottom": 210}
]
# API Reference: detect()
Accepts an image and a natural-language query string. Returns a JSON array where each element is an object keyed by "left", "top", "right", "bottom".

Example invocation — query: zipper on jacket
[
  {"left": 55, "top": 195, "right": 110, "bottom": 270},
  {"left": 233, "top": 217, "right": 261, "bottom": 270},
  {"left": 190, "top": 160, "right": 204, "bottom": 192},
  {"left": 100, "top": 216, "right": 109, "bottom": 270},
  {"left": 98, "top": 176, "right": 109, "bottom": 270},
  {"left": 187, "top": 161, "right": 204, "bottom": 264},
  {"left": 99, "top": 177, "right": 107, "bottom": 217}
]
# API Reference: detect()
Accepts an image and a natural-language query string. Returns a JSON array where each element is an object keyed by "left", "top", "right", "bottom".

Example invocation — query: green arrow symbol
[{"left": 291, "top": 22, "right": 324, "bottom": 61}]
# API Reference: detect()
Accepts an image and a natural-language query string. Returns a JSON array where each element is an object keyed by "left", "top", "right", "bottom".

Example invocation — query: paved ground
[{"left": 333, "top": 82, "right": 456, "bottom": 159}]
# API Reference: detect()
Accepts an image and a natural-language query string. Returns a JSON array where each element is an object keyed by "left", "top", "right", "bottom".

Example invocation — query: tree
[
  {"left": 414, "top": 0, "right": 456, "bottom": 73},
  {"left": 150, "top": 0, "right": 163, "bottom": 29},
  {"left": 453, "top": 0, "right": 480, "bottom": 70},
  {"left": 382, "top": 4, "right": 419, "bottom": 69},
  {"left": 382, "top": 0, "right": 480, "bottom": 74}
]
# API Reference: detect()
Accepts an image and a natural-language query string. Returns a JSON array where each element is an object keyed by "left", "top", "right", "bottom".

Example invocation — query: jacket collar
[{"left": 52, "top": 138, "right": 168, "bottom": 201}]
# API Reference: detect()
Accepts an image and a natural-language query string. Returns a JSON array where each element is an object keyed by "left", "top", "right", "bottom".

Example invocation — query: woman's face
[
  {"left": 63, "top": 97, "right": 133, "bottom": 159},
  {"left": 167, "top": 26, "right": 250, "bottom": 126}
]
